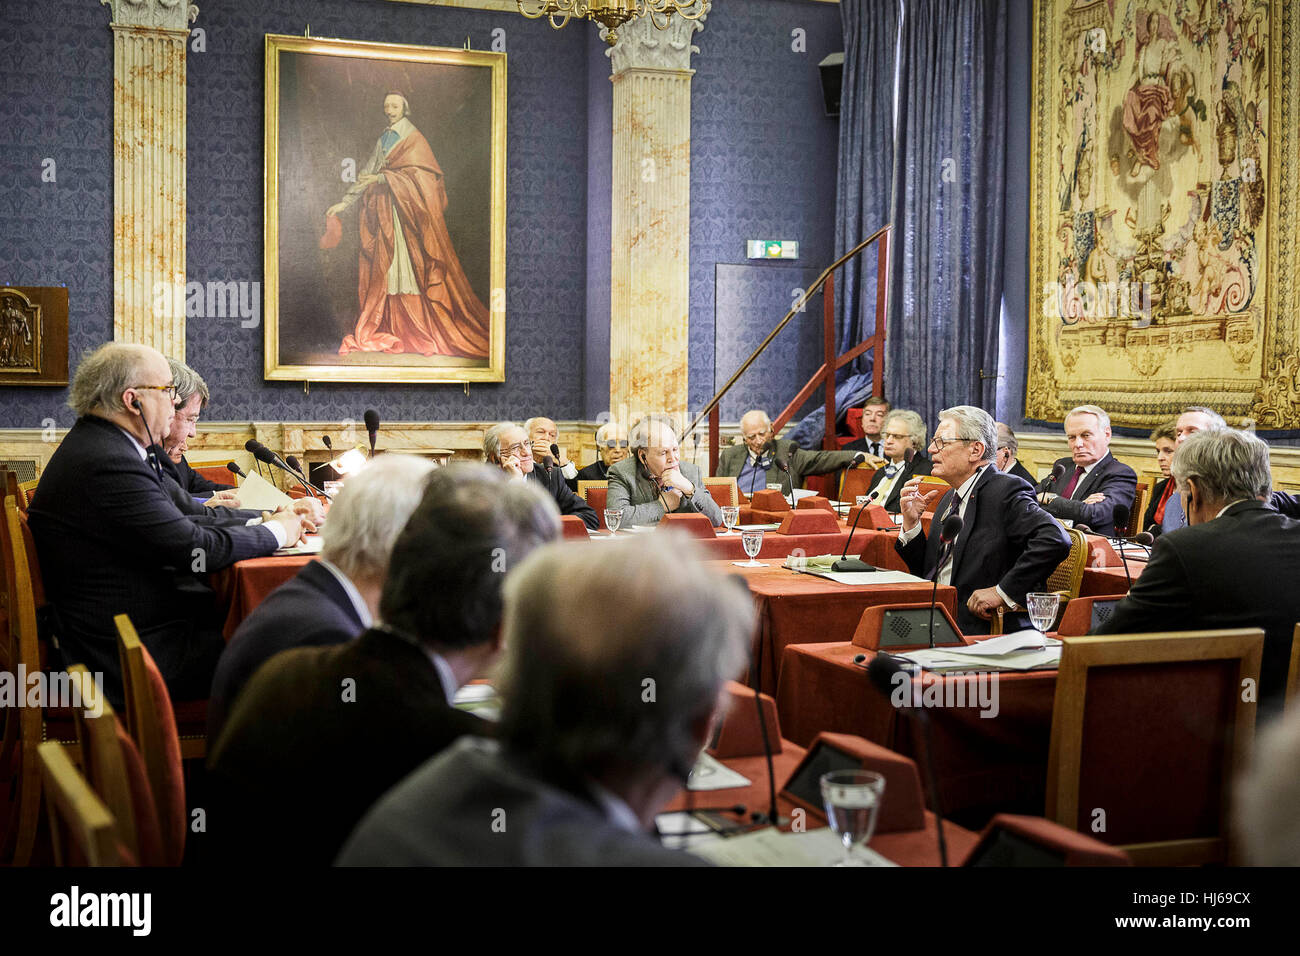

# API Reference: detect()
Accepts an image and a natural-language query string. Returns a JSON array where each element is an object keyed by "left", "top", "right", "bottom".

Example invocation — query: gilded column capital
[
  {"left": 603, "top": 3, "right": 707, "bottom": 74},
  {"left": 101, "top": 0, "right": 198, "bottom": 31}
]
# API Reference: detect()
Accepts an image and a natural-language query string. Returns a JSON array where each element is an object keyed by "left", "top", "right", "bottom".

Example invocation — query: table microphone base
[{"left": 831, "top": 559, "right": 879, "bottom": 573}]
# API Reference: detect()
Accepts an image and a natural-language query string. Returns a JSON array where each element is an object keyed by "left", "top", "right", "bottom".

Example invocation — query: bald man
[{"left": 716, "top": 410, "right": 867, "bottom": 498}]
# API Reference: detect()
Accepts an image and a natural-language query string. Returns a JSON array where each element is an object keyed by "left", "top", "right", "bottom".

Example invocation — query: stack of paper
[
  {"left": 691, "top": 827, "right": 896, "bottom": 867},
  {"left": 898, "top": 629, "right": 1062, "bottom": 672}
]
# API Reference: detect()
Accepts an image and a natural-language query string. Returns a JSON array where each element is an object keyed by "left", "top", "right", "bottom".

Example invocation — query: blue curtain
[
  {"left": 884, "top": 0, "right": 1007, "bottom": 430},
  {"left": 834, "top": 0, "right": 900, "bottom": 377}
]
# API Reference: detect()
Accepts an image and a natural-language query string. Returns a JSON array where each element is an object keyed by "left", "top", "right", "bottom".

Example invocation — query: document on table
[
  {"left": 236, "top": 471, "right": 294, "bottom": 512},
  {"left": 275, "top": 534, "right": 324, "bottom": 556},
  {"left": 898, "top": 646, "right": 1062, "bottom": 673},
  {"left": 685, "top": 752, "right": 752, "bottom": 792},
  {"left": 691, "top": 827, "right": 897, "bottom": 867},
  {"left": 735, "top": 523, "right": 781, "bottom": 532},
  {"left": 794, "top": 569, "right": 927, "bottom": 586}
]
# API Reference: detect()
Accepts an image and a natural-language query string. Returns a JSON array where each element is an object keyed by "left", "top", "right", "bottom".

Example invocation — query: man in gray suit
[
  {"left": 606, "top": 417, "right": 723, "bottom": 526},
  {"left": 337, "top": 533, "right": 755, "bottom": 866},
  {"left": 717, "top": 409, "right": 868, "bottom": 498}
]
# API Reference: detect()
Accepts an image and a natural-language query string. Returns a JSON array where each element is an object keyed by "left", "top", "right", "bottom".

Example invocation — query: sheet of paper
[
  {"left": 236, "top": 471, "right": 294, "bottom": 512},
  {"left": 691, "top": 827, "right": 897, "bottom": 867},
  {"left": 941, "top": 629, "right": 1060, "bottom": 656},
  {"left": 795, "top": 569, "right": 927, "bottom": 585},
  {"left": 686, "top": 752, "right": 753, "bottom": 792},
  {"left": 735, "top": 523, "right": 781, "bottom": 532},
  {"left": 730, "top": 561, "right": 768, "bottom": 569},
  {"left": 899, "top": 646, "right": 1061, "bottom": 672},
  {"left": 274, "top": 534, "right": 324, "bottom": 556}
]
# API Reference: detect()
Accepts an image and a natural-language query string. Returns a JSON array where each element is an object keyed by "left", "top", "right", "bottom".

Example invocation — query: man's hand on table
[{"left": 205, "top": 489, "right": 243, "bottom": 508}]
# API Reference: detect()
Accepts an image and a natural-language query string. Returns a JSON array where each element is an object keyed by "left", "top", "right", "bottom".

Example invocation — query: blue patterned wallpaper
[{"left": 689, "top": 0, "right": 843, "bottom": 420}]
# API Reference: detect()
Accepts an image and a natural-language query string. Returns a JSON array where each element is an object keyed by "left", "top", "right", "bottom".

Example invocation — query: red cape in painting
[{"left": 338, "top": 130, "right": 490, "bottom": 358}]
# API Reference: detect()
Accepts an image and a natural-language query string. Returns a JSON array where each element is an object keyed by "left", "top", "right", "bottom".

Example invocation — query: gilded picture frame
[
  {"left": 264, "top": 34, "right": 506, "bottom": 384},
  {"left": 1026, "top": 2, "right": 1299, "bottom": 429}
]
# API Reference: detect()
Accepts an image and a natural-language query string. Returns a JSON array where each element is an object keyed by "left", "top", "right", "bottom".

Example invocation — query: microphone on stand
[
  {"left": 321, "top": 435, "right": 333, "bottom": 452},
  {"left": 866, "top": 653, "right": 949, "bottom": 867},
  {"left": 1108, "top": 503, "right": 1133, "bottom": 591},
  {"left": 245, "top": 440, "right": 332, "bottom": 499},
  {"left": 285, "top": 455, "right": 323, "bottom": 500},
  {"left": 225, "top": 461, "right": 247, "bottom": 480},
  {"left": 1037, "top": 462, "right": 1066, "bottom": 495},
  {"left": 928, "top": 513, "right": 964, "bottom": 649},
  {"left": 363, "top": 409, "right": 380, "bottom": 458},
  {"left": 774, "top": 453, "right": 794, "bottom": 510},
  {"left": 832, "top": 489, "right": 881, "bottom": 573}
]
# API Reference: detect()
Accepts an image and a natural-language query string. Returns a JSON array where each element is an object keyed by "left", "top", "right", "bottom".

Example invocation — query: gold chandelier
[{"left": 517, "top": 0, "right": 708, "bottom": 47}]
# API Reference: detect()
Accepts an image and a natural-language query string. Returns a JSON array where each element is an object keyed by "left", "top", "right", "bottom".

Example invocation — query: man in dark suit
[
  {"left": 572, "top": 421, "right": 630, "bottom": 489},
  {"left": 1037, "top": 405, "right": 1137, "bottom": 537},
  {"left": 208, "top": 464, "right": 560, "bottom": 865},
  {"left": 843, "top": 395, "right": 892, "bottom": 458},
  {"left": 717, "top": 409, "right": 866, "bottom": 498},
  {"left": 606, "top": 417, "right": 723, "bottom": 526},
  {"left": 895, "top": 405, "right": 1071, "bottom": 635},
  {"left": 995, "top": 422, "right": 1036, "bottom": 486},
  {"left": 860, "top": 409, "right": 931, "bottom": 511},
  {"left": 161, "top": 358, "right": 237, "bottom": 502},
  {"left": 28, "top": 343, "right": 309, "bottom": 710},
  {"left": 338, "top": 533, "right": 754, "bottom": 866},
  {"left": 206, "top": 453, "right": 436, "bottom": 742},
  {"left": 484, "top": 421, "right": 598, "bottom": 529},
  {"left": 1094, "top": 428, "right": 1300, "bottom": 722}
]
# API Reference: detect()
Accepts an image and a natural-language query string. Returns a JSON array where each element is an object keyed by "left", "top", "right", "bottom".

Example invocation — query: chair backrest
[
  {"left": 18, "top": 478, "right": 39, "bottom": 511},
  {"left": 1046, "top": 526, "right": 1089, "bottom": 599},
  {"left": 577, "top": 480, "right": 609, "bottom": 527},
  {"left": 1288, "top": 623, "right": 1300, "bottom": 713},
  {"left": 1056, "top": 595, "right": 1122, "bottom": 636},
  {"left": 3, "top": 495, "right": 44, "bottom": 750},
  {"left": 1046, "top": 628, "right": 1264, "bottom": 865},
  {"left": 37, "top": 741, "right": 124, "bottom": 866},
  {"left": 702, "top": 476, "right": 738, "bottom": 508},
  {"left": 1125, "top": 482, "right": 1149, "bottom": 537},
  {"left": 115, "top": 614, "right": 187, "bottom": 866},
  {"left": 837, "top": 466, "right": 877, "bottom": 504}
]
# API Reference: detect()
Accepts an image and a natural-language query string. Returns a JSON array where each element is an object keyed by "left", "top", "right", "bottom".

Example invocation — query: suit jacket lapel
[
  {"left": 1071, "top": 454, "right": 1109, "bottom": 500},
  {"left": 949, "top": 467, "right": 987, "bottom": 575}
]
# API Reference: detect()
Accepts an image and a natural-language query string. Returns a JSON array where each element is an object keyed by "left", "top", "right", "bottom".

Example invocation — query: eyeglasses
[
  {"left": 929, "top": 436, "right": 973, "bottom": 451},
  {"left": 600, "top": 439, "right": 629, "bottom": 449},
  {"left": 883, "top": 431, "right": 912, "bottom": 441},
  {"left": 134, "top": 383, "right": 178, "bottom": 400},
  {"left": 501, "top": 441, "right": 532, "bottom": 457}
]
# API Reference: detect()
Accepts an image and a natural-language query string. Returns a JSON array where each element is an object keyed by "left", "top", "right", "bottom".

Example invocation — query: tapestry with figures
[{"left": 1026, "top": 0, "right": 1300, "bottom": 429}]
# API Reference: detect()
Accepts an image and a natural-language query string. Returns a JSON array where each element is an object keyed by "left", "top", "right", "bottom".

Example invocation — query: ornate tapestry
[{"left": 1027, "top": 1, "right": 1300, "bottom": 429}]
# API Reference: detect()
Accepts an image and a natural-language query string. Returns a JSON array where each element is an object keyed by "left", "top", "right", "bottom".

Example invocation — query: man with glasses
[
  {"left": 28, "top": 343, "right": 309, "bottom": 711},
  {"left": 608, "top": 417, "right": 723, "bottom": 527},
  {"left": 861, "top": 409, "right": 931, "bottom": 512},
  {"left": 484, "top": 421, "right": 598, "bottom": 529},
  {"left": 895, "top": 405, "right": 1070, "bottom": 635},
  {"left": 573, "top": 421, "right": 631, "bottom": 487},
  {"left": 717, "top": 409, "right": 868, "bottom": 498},
  {"left": 994, "top": 422, "right": 1036, "bottom": 485}
]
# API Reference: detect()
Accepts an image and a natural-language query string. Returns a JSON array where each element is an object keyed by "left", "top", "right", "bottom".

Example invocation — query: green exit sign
[{"left": 746, "top": 240, "right": 799, "bottom": 260}]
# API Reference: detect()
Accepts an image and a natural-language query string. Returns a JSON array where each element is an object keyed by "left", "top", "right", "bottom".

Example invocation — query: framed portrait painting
[{"left": 264, "top": 34, "right": 506, "bottom": 383}]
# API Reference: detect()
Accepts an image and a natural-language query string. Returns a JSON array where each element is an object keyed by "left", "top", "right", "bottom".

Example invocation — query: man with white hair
[
  {"left": 484, "top": 421, "right": 598, "bottom": 529},
  {"left": 524, "top": 416, "right": 579, "bottom": 488},
  {"left": 606, "top": 416, "right": 723, "bottom": 526},
  {"left": 1037, "top": 404, "right": 1136, "bottom": 536},
  {"left": 28, "top": 343, "right": 308, "bottom": 711},
  {"left": 896, "top": 405, "right": 1071, "bottom": 635},
  {"left": 716, "top": 409, "right": 867, "bottom": 498},
  {"left": 206, "top": 453, "right": 437, "bottom": 741},
  {"left": 338, "top": 533, "right": 754, "bottom": 865},
  {"left": 1093, "top": 428, "right": 1300, "bottom": 721},
  {"left": 572, "top": 420, "right": 631, "bottom": 488},
  {"left": 209, "top": 465, "right": 559, "bottom": 866}
]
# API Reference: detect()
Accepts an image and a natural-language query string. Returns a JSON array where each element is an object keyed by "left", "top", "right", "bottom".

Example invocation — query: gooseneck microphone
[
  {"left": 321, "top": 435, "right": 333, "bottom": 452},
  {"left": 226, "top": 461, "right": 247, "bottom": 480},
  {"left": 285, "top": 455, "right": 323, "bottom": 500},
  {"left": 866, "top": 653, "right": 949, "bottom": 867},
  {"left": 928, "top": 513, "right": 964, "bottom": 650},
  {"left": 1037, "top": 462, "right": 1066, "bottom": 495},
  {"left": 832, "top": 489, "right": 881, "bottom": 573},
  {"left": 363, "top": 409, "right": 380, "bottom": 458},
  {"left": 1109, "top": 503, "right": 1133, "bottom": 590},
  {"left": 774, "top": 452, "right": 795, "bottom": 509},
  {"left": 245, "top": 440, "right": 332, "bottom": 499}
]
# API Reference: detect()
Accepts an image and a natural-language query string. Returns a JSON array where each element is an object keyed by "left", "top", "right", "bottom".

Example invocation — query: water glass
[
  {"left": 740, "top": 529, "right": 764, "bottom": 566},
  {"left": 1026, "top": 591, "right": 1061, "bottom": 633},
  {"left": 721, "top": 505, "right": 740, "bottom": 534},
  {"left": 820, "top": 770, "right": 885, "bottom": 866},
  {"left": 603, "top": 509, "right": 623, "bottom": 535}
]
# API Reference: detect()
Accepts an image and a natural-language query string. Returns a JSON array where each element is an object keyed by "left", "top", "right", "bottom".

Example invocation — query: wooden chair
[
  {"left": 577, "top": 481, "right": 610, "bottom": 528},
  {"left": 576, "top": 479, "right": 606, "bottom": 502},
  {"left": 1, "top": 494, "right": 78, "bottom": 866},
  {"left": 1287, "top": 623, "right": 1300, "bottom": 713},
  {"left": 1126, "top": 482, "right": 1149, "bottom": 537},
  {"left": 36, "top": 741, "right": 124, "bottom": 867},
  {"left": 702, "top": 476, "right": 738, "bottom": 508},
  {"left": 18, "top": 478, "right": 39, "bottom": 511},
  {"left": 115, "top": 614, "right": 187, "bottom": 866},
  {"left": 68, "top": 664, "right": 165, "bottom": 866},
  {"left": 1046, "top": 628, "right": 1264, "bottom": 865},
  {"left": 991, "top": 525, "right": 1088, "bottom": 635}
]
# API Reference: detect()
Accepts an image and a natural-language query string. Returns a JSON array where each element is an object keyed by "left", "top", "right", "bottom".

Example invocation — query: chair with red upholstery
[
  {"left": 36, "top": 741, "right": 127, "bottom": 867},
  {"left": 115, "top": 614, "right": 188, "bottom": 867},
  {"left": 577, "top": 480, "right": 609, "bottom": 528},
  {"left": 1047, "top": 628, "right": 1263, "bottom": 865}
]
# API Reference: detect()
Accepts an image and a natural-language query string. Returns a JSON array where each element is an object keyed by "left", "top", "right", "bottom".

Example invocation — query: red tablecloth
[
  {"left": 776, "top": 642, "right": 1058, "bottom": 819},
  {"left": 660, "top": 746, "right": 978, "bottom": 866},
  {"left": 713, "top": 560, "right": 957, "bottom": 696},
  {"left": 213, "top": 554, "right": 314, "bottom": 640}
]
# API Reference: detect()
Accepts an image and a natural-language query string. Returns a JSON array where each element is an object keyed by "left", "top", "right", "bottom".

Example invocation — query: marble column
[
  {"left": 103, "top": 0, "right": 196, "bottom": 358},
  {"left": 605, "top": 8, "right": 706, "bottom": 428}
]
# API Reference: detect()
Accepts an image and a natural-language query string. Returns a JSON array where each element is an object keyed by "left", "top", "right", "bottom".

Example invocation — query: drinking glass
[
  {"left": 1026, "top": 591, "right": 1061, "bottom": 633},
  {"left": 740, "top": 529, "right": 764, "bottom": 566},
  {"left": 721, "top": 505, "right": 740, "bottom": 534},
  {"left": 603, "top": 509, "right": 623, "bottom": 535},
  {"left": 820, "top": 770, "right": 885, "bottom": 866}
]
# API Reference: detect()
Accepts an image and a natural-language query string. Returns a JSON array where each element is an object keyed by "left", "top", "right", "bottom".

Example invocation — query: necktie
[
  {"left": 1061, "top": 465, "right": 1084, "bottom": 498},
  {"left": 870, "top": 441, "right": 880, "bottom": 457}
]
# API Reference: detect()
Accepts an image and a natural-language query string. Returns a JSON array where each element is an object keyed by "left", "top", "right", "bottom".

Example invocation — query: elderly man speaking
[
  {"left": 606, "top": 417, "right": 723, "bottom": 527},
  {"left": 716, "top": 409, "right": 867, "bottom": 498}
]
